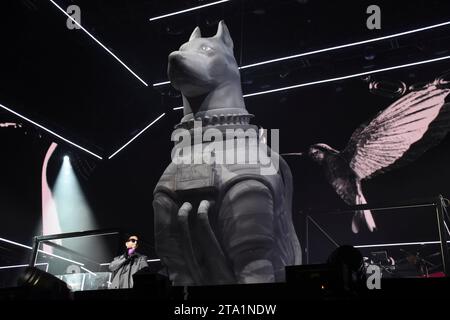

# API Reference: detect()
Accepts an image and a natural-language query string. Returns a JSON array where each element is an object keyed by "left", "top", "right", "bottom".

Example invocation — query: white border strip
[{"left": 149, "top": 0, "right": 230, "bottom": 21}]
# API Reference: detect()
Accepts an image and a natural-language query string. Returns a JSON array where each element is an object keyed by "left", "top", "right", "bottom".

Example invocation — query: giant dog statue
[{"left": 153, "top": 21, "right": 301, "bottom": 285}]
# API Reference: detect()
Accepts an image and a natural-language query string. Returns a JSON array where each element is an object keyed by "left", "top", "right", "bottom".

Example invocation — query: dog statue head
[{"left": 168, "top": 21, "right": 248, "bottom": 118}]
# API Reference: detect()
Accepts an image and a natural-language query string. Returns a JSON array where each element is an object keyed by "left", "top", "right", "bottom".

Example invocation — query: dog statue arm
[
  {"left": 153, "top": 192, "right": 198, "bottom": 286},
  {"left": 218, "top": 179, "right": 276, "bottom": 283}
]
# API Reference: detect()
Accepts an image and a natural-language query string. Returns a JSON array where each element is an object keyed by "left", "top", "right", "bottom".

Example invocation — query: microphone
[{"left": 127, "top": 248, "right": 136, "bottom": 258}]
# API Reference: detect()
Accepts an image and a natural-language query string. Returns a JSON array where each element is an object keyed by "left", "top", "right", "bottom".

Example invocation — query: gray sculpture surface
[{"left": 153, "top": 21, "right": 302, "bottom": 285}]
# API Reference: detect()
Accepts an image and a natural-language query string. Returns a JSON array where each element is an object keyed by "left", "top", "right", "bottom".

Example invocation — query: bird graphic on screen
[{"left": 285, "top": 80, "right": 450, "bottom": 233}]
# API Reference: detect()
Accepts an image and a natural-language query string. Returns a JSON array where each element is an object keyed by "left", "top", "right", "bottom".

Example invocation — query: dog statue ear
[
  {"left": 215, "top": 20, "right": 233, "bottom": 49},
  {"left": 189, "top": 26, "right": 202, "bottom": 41}
]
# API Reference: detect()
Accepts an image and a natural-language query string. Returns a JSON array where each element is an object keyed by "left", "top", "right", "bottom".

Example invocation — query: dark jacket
[{"left": 109, "top": 252, "right": 148, "bottom": 289}]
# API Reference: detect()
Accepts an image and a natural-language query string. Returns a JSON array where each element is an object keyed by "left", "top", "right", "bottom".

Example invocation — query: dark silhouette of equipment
[
  {"left": 327, "top": 245, "right": 367, "bottom": 293},
  {"left": 16, "top": 267, "right": 72, "bottom": 300},
  {"left": 286, "top": 245, "right": 366, "bottom": 296},
  {"left": 396, "top": 248, "right": 437, "bottom": 277}
]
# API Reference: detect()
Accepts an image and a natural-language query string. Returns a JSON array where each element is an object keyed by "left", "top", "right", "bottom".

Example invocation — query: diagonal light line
[
  {"left": 0, "top": 264, "right": 31, "bottom": 270},
  {"left": 239, "top": 20, "right": 450, "bottom": 70},
  {"left": 153, "top": 19, "right": 450, "bottom": 86},
  {"left": 48, "top": 0, "right": 148, "bottom": 86},
  {"left": 170, "top": 55, "right": 450, "bottom": 108},
  {"left": 243, "top": 55, "right": 450, "bottom": 98},
  {"left": 0, "top": 237, "right": 84, "bottom": 266},
  {"left": 0, "top": 103, "right": 103, "bottom": 160},
  {"left": 0, "top": 263, "right": 48, "bottom": 270},
  {"left": 153, "top": 80, "right": 171, "bottom": 87},
  {"left": 100, "top": 258, "right": 160, "bottom": 266},
  {"left": 81, "top": 266, "right": 96, "bottom": 276},
  {"left": 37, "top": 249, "right": 84, "bottom": 266},
  {"left": 0, "top": 237, "right": 32, "bottom": 250},
  {"left": 108, "top": 112, "right": 166, "bottom": 159},
  {"left": 172, "top": 106, "right": 183, "bottom": 110},
  {"left": 355, "top": 240, "right": 450, "bottom": 248},
  {"left": 149, "top": 0, "right": 230, "bottom": 21}
]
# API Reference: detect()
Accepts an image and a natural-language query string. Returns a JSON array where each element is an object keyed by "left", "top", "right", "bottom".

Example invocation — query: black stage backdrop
[{"left": 1, "top": 0, "right": 450, "bottom": 268}]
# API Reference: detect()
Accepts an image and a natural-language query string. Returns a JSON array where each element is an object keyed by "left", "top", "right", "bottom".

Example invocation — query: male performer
[{"left": 109, "top": 235, "right": 148, "bottom": 289}]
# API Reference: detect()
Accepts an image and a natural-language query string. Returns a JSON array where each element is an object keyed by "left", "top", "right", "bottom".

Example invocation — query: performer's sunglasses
[{"left": 127, "top": 238, "right": 138, "bottom": 243}]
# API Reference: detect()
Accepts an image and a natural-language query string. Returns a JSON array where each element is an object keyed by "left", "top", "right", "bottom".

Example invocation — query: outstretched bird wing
[{"left": 342, "top": 84, "right": 450, "bottom": 180}]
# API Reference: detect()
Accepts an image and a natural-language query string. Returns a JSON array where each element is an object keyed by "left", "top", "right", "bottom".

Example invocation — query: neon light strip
[
  {"left": 37, "top": 249, "right": 84, "bottom": 266},
  {"left": 81, "top": 273, "right": 86, "bottom": 290},
  {"left": 99, "top": 258, "right": 160, "bottom": 266},
  {"left": 108, "top": 113, "right": 166, "bottom": 159},
  {"left": 149, "top": 0, "right": 230, "bottom": 21},
  {"left": 0, "top": 263, "right": 48, "bottom": 270},
  {"left": 81, "top": 266, "right": 96, "bottom": 276},
  {"left": 0, "top": 237, "right": 84, "bottom": 266},
  {"left": 0, "top": 264, "right": 29, "bottom": 270},
  {"left": 153, "top": 19, "right": 450, "bottom": 86},
  {"left": 0, "top": 103, "right": 103, "bottom": 160},
  {"left": 48, "top": 0, "right": 148, "bottom": 86},
  {"left": 0, "top": 237, "right": 161, "bottom": 268},
  {"left": 239, "top": 20, "right": 450, "bottom": 70},
  {"left": 172, "top": 106, "right": 183, "bottom": 110},
  {"left": 153, "top": 81, "right": 171, "bottom": 87},
  {"left": 0, "top": 237, "right": 32, "bottom": 249},
  {"left": 170, "top": 55, "right": 450, "bottom": 108},
  {"left": 243, "top": 55, "right": 450, "bottom": 98},
  {"left": 355, "top": 240, "right": 450, "bottom": 249}
]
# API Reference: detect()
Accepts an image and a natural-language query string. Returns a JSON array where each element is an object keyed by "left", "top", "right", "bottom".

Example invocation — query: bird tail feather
[{"left": 352, "top": 194, "right": 377, "bottom": 233}]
